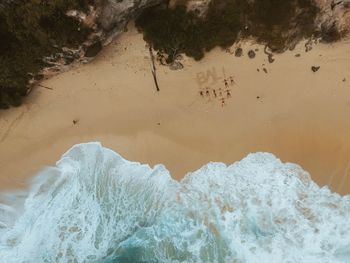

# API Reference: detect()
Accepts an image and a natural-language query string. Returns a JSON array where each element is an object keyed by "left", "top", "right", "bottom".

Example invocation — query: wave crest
[{"left": 0, "top": 142, "right": 349, "bottom": 263}]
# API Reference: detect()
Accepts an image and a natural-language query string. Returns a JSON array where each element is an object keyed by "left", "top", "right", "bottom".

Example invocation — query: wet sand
[{"left": 1, "top": 25, "right": 350, "bottom": 195}]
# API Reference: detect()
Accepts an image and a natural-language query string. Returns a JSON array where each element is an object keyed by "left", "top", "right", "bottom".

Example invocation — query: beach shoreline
[{"left": 1, "top": 25, "right": 350, "bottom": 195}]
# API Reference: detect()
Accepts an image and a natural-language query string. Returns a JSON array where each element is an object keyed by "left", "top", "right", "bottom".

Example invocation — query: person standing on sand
[
  {"left": 221, "top": 98, "right": 226, "bottom": 107},
  {"left": 224, "top": 79, "right": 229, "bottom": 88}
]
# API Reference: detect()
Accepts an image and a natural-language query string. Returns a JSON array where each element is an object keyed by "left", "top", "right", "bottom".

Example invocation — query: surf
[{"left": 0, "top": 142, "right": 349, "bottom": 262}]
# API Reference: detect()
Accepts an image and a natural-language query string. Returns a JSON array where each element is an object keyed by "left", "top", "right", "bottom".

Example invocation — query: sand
[{"left": 1, "top": 24, "right": 350, "bottom": 195}]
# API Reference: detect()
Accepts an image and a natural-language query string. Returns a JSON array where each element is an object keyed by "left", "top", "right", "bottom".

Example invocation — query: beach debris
[
  {"left": 305, "top": 39, "right": 313, "bottom": 52},
  {"left": 157, "top": 53, "right": 168, "bottom": 65},
  {"left": 311, "top": 66, "right": 320, "bottom": 72},
  {"left": 255, "top": 48, "right": 259, "bottom": 52},
  {"left": 225, "top": 48, "right": 235, "bottom": 54},
  {"left": 169, "top": 61, "right": 184, "bottom": 70},
  {"left": 295, "top": 53, "right": 301, "bottom": 57},
  {"left": 38, "top": 84, "right": 53, "bottom": 90},
  {"left": 256, "top": 96, "right": 260, "bottom": 99},
  {"left": 235, "top": 47, "right": 243, "bottom": 57},
  {"left": 263, "top": 68, "right": 268, "bottom": 73},
  {"left": 248, "top": 50, "right": 256, "bottom": 59},
  {"left": 72, "top": 119, "right": 79, "bottom": 125},
  {"left": 149, "top": 46, "right": 160, "bottom": 92},
  {"left": 343, "top": 78, "right": 346, "bottom": 82},
  {"left": 257, "top": 68, "right": 260, "bottom": 72},
  {"left": 264, "top": 46, "right": 274, "bottom": 63},
  {"left": 175, "top": 54, "right": 184, "bottom": 61}
]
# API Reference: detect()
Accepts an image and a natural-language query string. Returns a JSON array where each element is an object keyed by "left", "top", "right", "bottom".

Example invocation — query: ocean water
[{"left": 0, "top": 142, "right": 349, "bottom": 263}]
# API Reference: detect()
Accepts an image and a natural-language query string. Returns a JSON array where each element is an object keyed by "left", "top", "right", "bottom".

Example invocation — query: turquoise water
[{"left": 0, "top": 142, "right": 349, "bottom": 263}]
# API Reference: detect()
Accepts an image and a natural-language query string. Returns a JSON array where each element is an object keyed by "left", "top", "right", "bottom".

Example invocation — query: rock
[
  {"left": 268, "top": 54, "right": 275, "bottom": 63},
  {"left": 1, "top": 0, "right": 166, "bottom": 109},
  {"left": 316, "top": 0, "right": 350, "bottom": 42},
  {"left": 248, "top": 50, "right": 256, "bottom": 59},
  {"left": 175, "top": 54, "right": 184, "bottom": 61},
  {"left": 64, "top": 55, "right": 76, "bottom": 65},
  {"left": 320, "top": 21, "right": 341, "bottom": 42},
  {"left": 180, "top": 0, "right": 212, "bottom": 17},
  {"left": 295, "top": 53, "right": 301, "bottom": 57},
  {"left": 235, "top": 47, "right": 243, "bottom": 57},
  {"left": 305, "top": 39, "right": 313, "bottom": 52},
  {"left": 169, "top": 61, "right": 184, "bottom": 70},
  {"left": 263, "top": 68, "right": 268, "bottom": 73},
  {"left": 98, "top": 0, "right": 164, "bottom": 39},
  {"left": 311, "top": 66, "right": 320, "bottom": 72}
]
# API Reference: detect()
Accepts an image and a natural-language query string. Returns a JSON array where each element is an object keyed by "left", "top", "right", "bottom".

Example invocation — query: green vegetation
[
  {"left": 246, "top": 0, "right": 319, "bottom": 51},
  {"left": 0, "top": 0, "right": 93, "bottom": 109},
  {"left": 136, "top": 0, "right": 320, "bottom": 63},
  {"left": 136, "top": 1, "right": 245, "bottom": 62}
]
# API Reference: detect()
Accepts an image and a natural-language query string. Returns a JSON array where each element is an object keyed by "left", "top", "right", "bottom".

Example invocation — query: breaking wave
[{"left": 0, "top": 142, "right": 349, "bottom": 263}]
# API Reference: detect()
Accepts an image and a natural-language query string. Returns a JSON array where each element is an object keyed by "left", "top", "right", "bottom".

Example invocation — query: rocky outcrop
[
  {"left": 315, "top": 0, "right": 350, "bottom": 40},
  {"left": 98, "top": 0, "right": 165, "bottom": 42},
  {"left": 180, "top": 0, "right": 350, "bottom": 41},
  {"left": 0, "top": 0, "right": 166, "bottom": 109},
  {"left": 54, "top": 0, "right": 167, "bottom": 66},
  {"left": 171, "top": 0, "right": 211, "bottom": 16}
]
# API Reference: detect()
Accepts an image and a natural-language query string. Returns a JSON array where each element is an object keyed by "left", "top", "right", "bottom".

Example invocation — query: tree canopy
[
  {"left": 136, "top": 0, "right": 321, "bottom": 63},
  {"left": 0, "top": 0, "right": 92, "bottom": 109}
]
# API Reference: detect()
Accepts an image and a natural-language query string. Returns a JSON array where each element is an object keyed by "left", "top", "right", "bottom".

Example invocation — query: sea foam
[{"left": 0, "top": 142, "right": 349, "bottom": 263}]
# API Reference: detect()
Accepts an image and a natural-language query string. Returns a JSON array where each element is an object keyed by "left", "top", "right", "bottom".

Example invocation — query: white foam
[{"left": 0, "top": 142, "right": 349, "bottom": 262}]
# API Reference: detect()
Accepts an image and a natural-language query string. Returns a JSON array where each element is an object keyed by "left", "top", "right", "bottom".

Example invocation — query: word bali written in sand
[{"left": 196, "top": 67, "right": 235, "bottom": 106}]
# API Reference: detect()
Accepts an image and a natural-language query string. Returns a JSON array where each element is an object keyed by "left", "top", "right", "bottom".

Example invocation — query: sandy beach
[{"left": 1, "top": 24, "right": 350, "bottom": 195}]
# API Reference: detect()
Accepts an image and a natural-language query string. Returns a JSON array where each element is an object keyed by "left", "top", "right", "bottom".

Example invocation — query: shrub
[
  {"left": 0, "top": 0, "right": 92, "bottom": 109},
  {"left": 136, "top": 0, "right": 321, "bottom": 61}
]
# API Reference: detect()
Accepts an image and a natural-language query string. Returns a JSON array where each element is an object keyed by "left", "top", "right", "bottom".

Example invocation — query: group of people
[{"left": 199, "top": 75, "right": 235, "bottom": 106}]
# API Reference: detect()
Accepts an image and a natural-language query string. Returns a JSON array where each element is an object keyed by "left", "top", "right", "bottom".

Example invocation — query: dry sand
[{"left": 1, "top": 25, "right": 350, "bottom": 195}]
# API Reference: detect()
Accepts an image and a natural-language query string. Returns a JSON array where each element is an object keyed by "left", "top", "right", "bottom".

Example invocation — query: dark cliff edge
[
  {"left": 136, "top": 0, "right": 350, "bottom": 65},
  {"left": 0, "top": 0, "right": 165, "bottom": 109},
  {"left": 0, "top": 0, "right": 349, "bottom": 109}
]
